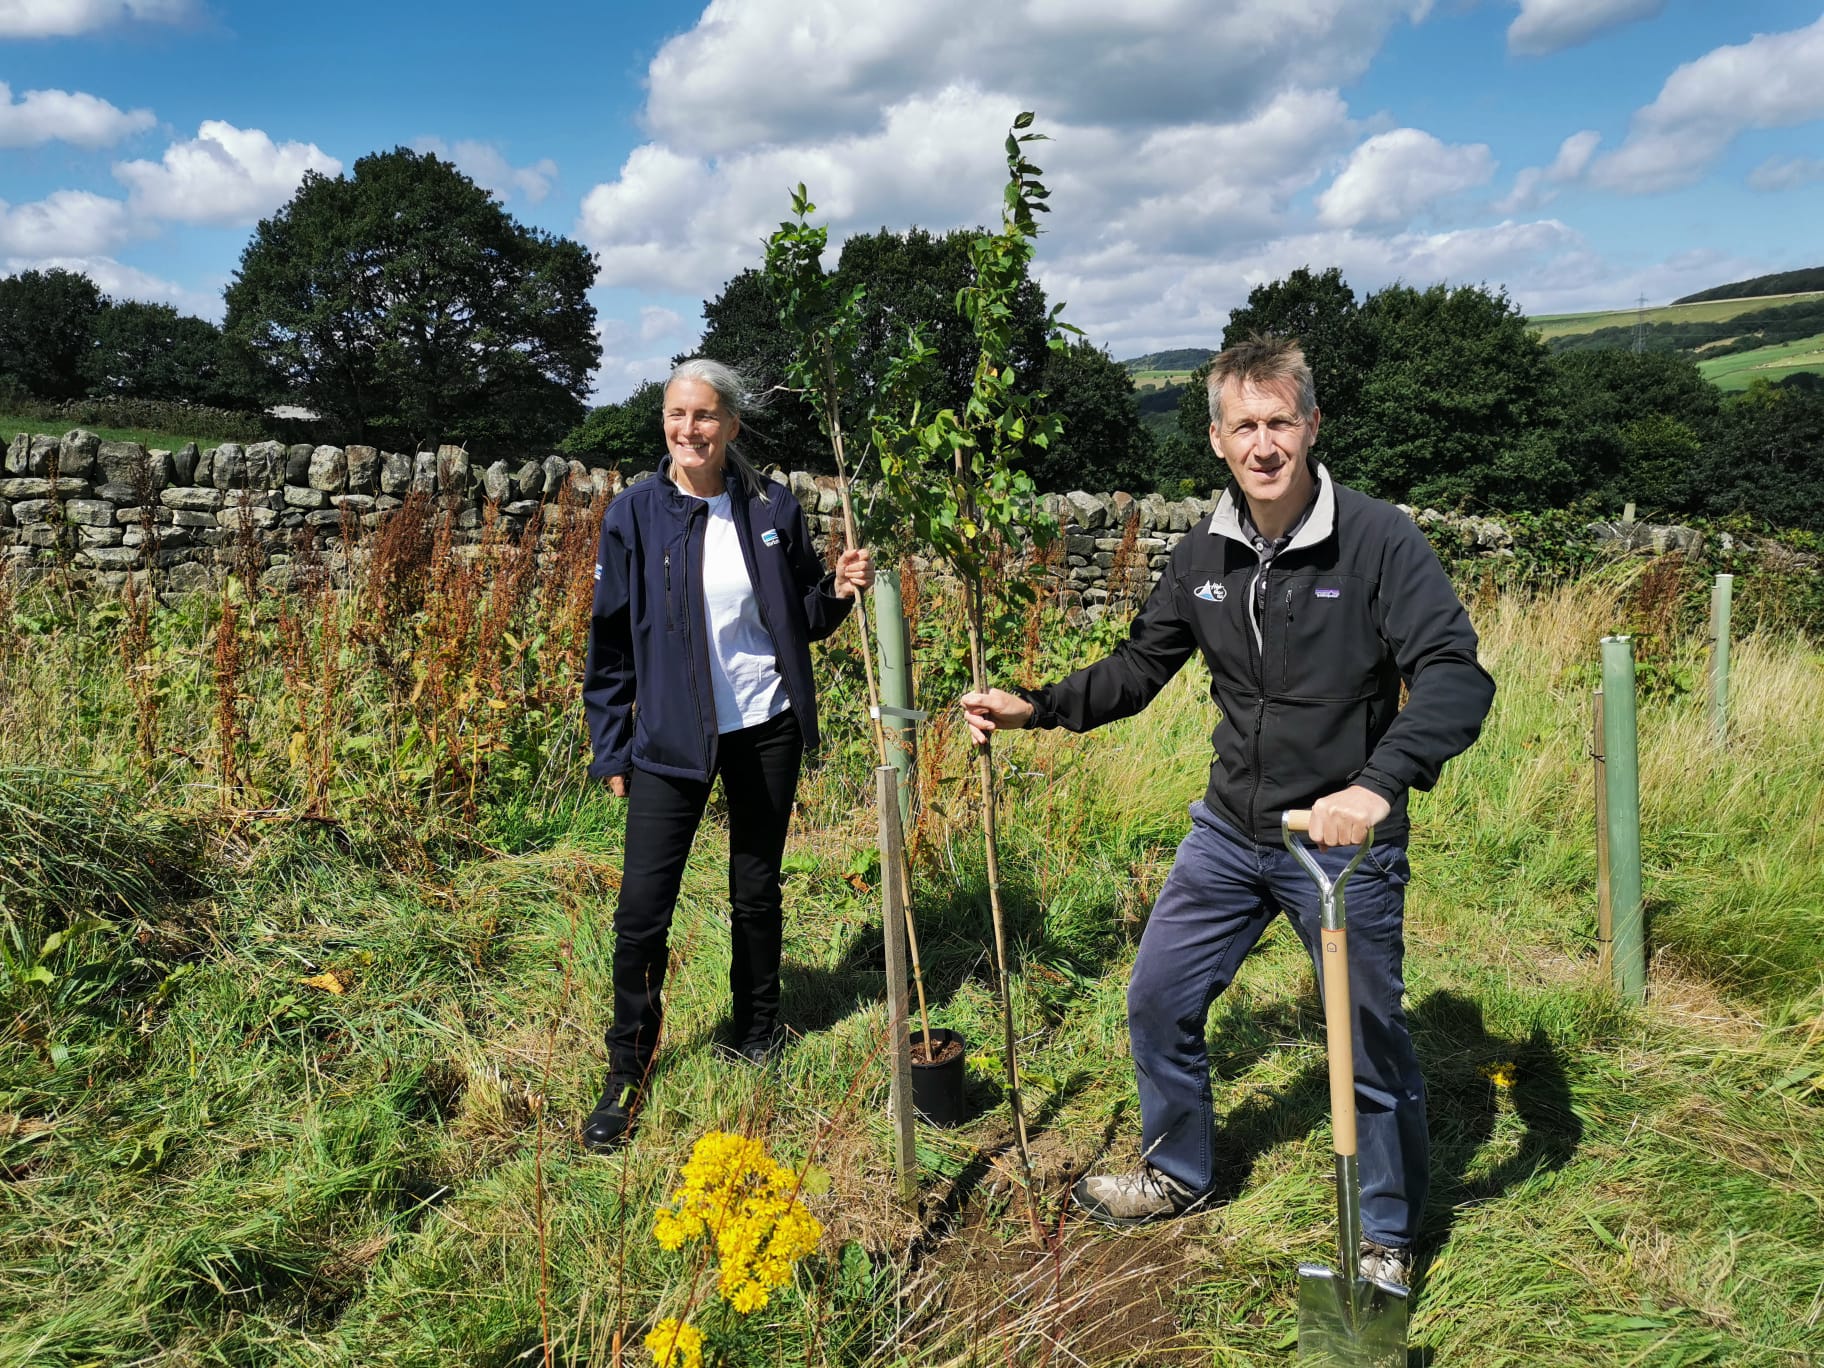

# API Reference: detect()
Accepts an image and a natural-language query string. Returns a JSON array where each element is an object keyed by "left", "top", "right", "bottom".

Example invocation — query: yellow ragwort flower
[
  {"left": 651, "top": 1130, "right": 824, "bottom": 1314},
  {"left": 644, "top": 1318, "right": 703, "bottom": 1368},
  {"left": 1480, "top": 1061, "right": 1518, "bottom": 1089}
]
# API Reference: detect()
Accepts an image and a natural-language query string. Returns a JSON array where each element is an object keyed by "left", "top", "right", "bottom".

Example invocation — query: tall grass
[{"left": 1, "top": 545, "right": 1820, "bottom": 1365}]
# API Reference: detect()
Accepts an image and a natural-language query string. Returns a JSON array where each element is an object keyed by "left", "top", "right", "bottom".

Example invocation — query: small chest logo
[
  {"left": 1314, "top": 587, "right": 1341, "bottom": 599},
  {"left": 760, "top": 529, "right": 781, "bottom": 548},
  {"left": 593, "top": 562, "right": 602, "bottom": 582},
  {"left": 1194, "top": 579, "right": 1227, "bottom": 602}
]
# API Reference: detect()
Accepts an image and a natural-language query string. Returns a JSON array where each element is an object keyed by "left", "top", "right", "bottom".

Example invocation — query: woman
[{"left": 579, "top": 357, "right": 873, "bottom": 1151}]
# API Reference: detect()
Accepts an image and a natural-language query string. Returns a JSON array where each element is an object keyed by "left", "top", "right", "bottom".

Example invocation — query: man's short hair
[{"left": 1207, "top": 334, "right": 1317, "bottom": 426}]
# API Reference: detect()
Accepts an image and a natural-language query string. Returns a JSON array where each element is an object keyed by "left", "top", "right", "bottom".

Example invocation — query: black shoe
[
  {"left": 717, "top": 1025, "right": 787, "bottom": 1067},
  {"left": 581, "top": 1078, "right": 639, "bottom": 1152}
]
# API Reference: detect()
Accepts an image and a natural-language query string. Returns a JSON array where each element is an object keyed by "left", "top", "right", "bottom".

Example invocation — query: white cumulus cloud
[
  {"left": 1591, "top": 15, "right": 1824, "bottom": 194},
  {"left": 0, "top": 0, "right": 191, "bottom": 38},
  {"left": 1748, "top": 155, "right": 1824, "bottom": 192},
  {"left": 113, "top": 120, "right": 342, "bottom": 225},
  {"left": 1316, "top": 128, "right": 1495, "bottom": 228},
  {"left": 1507, "top": 0, "right": 1664, "bottom": 57},
  {"left": 641, "top": 0, "right": 1431, "bottom": 157},
  {"left": 1, "top": 252, "right": 218, "bottom": 315},
  {"left": 0, "top": 82, "right": 155, "bottom": 148},
  {"left": 413, "top": 138, "right": 559, "bottom": 203},
  {"left": 0, "top": 189, "right": 133, "bottom": 257},
  {"left": 1493, "top": 129, "right": 1600, "bottom": 213}
]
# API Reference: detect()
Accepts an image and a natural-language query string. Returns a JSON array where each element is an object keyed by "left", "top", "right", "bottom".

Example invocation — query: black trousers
[{"left": 606, "top": 708, "right": 803, "bottom": 1084}]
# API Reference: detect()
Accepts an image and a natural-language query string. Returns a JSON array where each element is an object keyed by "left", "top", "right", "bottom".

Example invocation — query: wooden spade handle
[
  {"left": 1321, "top": 926, "right": 1357, "bottom": 1158},
  {"left": 1284, "top": 809, "right": 1313, "bottom": 832}
]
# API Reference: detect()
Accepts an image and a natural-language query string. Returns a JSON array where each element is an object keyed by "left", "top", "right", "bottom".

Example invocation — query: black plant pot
[{"left": 909, "top": 1028, "right": 968, "bottom": 1127}]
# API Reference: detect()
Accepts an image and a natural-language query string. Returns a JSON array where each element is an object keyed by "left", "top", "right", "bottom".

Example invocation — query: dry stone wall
[{"left": 2, "top": 427, "right": 1704, "bottom": 609}]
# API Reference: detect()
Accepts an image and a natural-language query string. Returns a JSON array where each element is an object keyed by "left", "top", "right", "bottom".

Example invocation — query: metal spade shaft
[{"left": 1283, "top": 810, "right": 1409, "bottom": 1367}]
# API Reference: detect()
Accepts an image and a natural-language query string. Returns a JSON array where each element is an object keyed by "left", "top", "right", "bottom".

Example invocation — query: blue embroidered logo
[
  {"left": 1315, "top": 587, "right": 1340, "bottom": 598},
  {"left": 761, "top": 529, "right": 780, "bottom": 547},
  {"left": 1194, "top": 579, "right": 1226, "bottom": 602},
  {"left": 593, "top": 562, "right": 602, "bottom": 582}
]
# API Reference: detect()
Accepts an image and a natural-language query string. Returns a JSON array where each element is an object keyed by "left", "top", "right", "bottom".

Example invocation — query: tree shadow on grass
[{"left": 1197, "top": 988, "right": 1583, "bottom": 1266}]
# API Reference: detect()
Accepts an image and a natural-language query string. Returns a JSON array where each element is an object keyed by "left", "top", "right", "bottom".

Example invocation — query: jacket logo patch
[
  {"left": 761, "top": 529, "right": 780, "bottom": 547},
  {"left": 1315, "top": 587, "right": 1340, "bottom": 599},
  {"left": 593, "top": 562, "right": 602, "bottom": 581},
  {"left": 1194, "top": 579, "right": 1227, "bottom": 603}
]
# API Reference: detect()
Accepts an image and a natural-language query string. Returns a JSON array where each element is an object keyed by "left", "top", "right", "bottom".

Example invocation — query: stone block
[
  {"left": 11, "top": 499, "right": 54, "bottom": 524},
  {"left": 308, "top": 445, "right": 347, "bottom": 492},
  {"left": 79, "top": 546, "right": 142, "bottom": 569},
  {"left": 304, "top": 510, "right": 344, "bottom": 528},
  {"left": 164, "top": 561, "right": 213, "bottom": 593},
  {"left": 344, "top": 445, "right": 378, "bottom": 493},
  {"left": 210, "top": 442, "right": 246, "bottom": 490},
  {"left": 194, "top": 446, "right": 214, "bottom": 486},
  {"left": 78, "top": 524, "right": 122, "bottom": 547},
  {"left": 505, "top": 499, "right": 539, "bottom": 518},
  {"left": 436, "top": 445, "right": 469, "bottom": 493},
  {"left": 218, "top": 504, "right": 278, "bottom": 531},
  {"left": 59, "top": 429, "right": 100, "bottom": 479},
  {"left": 161, "top": 486, "right": 226, "bottom": 512},
  {"left": 171, "top": 442, "right": 199, "bottom": 486},
  {"left": 2, "top": 477, "right": 91, "bottom": 499},
  {"left": 3, "top": 433, "right": 27, "bottom": 475},
  {"left": 17, "top": 525, "right": 60, "bottom": 547},
  {"left": 540, "top": 454, "right": 567, "bottom": 496},
  {"left": 1064, "top": 490, "right": 1105, "bottom": 531},
  {"left": 169, "top": 508, "right": 216, "bottom": 528},
  {"left": 374, "top": 494, "right": 403, "bottom": 511},
  {"left": 244, "top": 440, "right": 286, "bottom": 489},
  {"left": 516, "top": 460, "right": 542, "bottom": 498},
  {"left": 285, "top": 444, "right": 314, "bottom": 485},
  {"left": 332, "top": 493, "right": 375, "bottom": 514},
  {"left": 411, "top": 451, "right": 438, "bottom": 494},
  {"left": 63, "top": 499, "right": 116, "bottom": 527},
  {"left": 284, "top": 484, "right": 329, "bottom": 509},
  {"left": 26, "top": 435, "right": 57, "bottom": 475},
  {"left": 379, "top": 451, "right": 412, "bottom": 496},
  {"left": 483, "top": 459, "right": 512, "bottom": 502}
]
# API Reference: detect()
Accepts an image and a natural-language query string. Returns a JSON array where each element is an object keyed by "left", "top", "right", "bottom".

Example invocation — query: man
[{"left": 962, "top": 335, "right": 1494, "bottom": 1282}]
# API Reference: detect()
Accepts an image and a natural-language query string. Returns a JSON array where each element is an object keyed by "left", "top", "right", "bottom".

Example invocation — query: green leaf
[{"left": 1012, "top": 111, "right": 1036, "bottom": 130}]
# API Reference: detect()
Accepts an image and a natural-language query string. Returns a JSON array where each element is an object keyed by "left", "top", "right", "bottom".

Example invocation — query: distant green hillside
[
  {"left": 1121, "top": 347, "right": 1213, "bottom": 373},
  {"left": 1530, "top": 291, "right": 1824, "bottom": 391},
  {"left": 1675, "top": 266, "right": 1824, "bottom": 304}
]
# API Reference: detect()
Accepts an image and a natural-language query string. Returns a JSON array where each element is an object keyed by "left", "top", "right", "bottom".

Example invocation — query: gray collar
[{"left": 1210, "top": 463, "right": 1335, "bottom": 553}]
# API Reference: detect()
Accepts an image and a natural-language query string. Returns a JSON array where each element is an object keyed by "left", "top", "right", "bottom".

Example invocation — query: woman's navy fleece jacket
[{"left": 582, "top": 464, "right": 852, "bottom": 783}]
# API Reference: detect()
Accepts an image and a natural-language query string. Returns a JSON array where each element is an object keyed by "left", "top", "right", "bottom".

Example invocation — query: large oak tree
[{"left": 224, "top": 148, "right": 597, "bottom": 450}]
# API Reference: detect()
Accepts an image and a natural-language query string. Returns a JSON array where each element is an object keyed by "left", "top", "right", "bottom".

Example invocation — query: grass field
[
  {"left": 2, "top": 546, "right": 1822, "bottom": 1366},
  {"left": 1526, "top": 291, "right": 1824, "bottom": 342},
  {"left": 1697, "top": 332, "right": 1824, "bottom": 390},
  {"left": 1128, "top": 369, "right": 1196, "bottom": 392},
  {"left": 0, "top": 411, "right": 263, "bottom": 455}
]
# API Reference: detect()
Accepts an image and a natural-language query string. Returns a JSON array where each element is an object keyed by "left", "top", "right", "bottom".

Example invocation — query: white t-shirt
[{"left": 693, "top": 490, "right": 789, "bottom": 733}]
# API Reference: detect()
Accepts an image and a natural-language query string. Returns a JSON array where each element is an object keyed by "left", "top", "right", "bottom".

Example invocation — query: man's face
[{"left": 1210, "top": 375, "right": 1320, "bottom": 518}]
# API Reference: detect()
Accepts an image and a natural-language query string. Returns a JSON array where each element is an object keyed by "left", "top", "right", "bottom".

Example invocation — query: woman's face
[{"left": 663, "top": 378, "right": 738, "bottom": 486}]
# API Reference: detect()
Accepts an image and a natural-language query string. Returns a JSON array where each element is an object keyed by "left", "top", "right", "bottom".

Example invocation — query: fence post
[
  {"left": 873, "top": 568, "right": 916, "bottom": 827},
  {"left": 876, "top": 765, "right": 917, "bottom": 1203},
  {"left": 1600, "top": 636, "right": 1646, "bottom": 1003},
  {"left": 1707, "top": 573, "right": 1734, "bottom": 746},
  {"left": 1593, "top": 687, "right": 1611, "bottom": 977}
]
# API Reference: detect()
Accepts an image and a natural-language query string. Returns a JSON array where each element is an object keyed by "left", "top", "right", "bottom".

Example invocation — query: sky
[{"left": 3, "top": 0, "right": 1823, "bottom": 401}]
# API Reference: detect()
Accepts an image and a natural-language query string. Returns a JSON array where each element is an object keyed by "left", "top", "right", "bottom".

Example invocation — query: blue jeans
[{"left": 1128, "top": 801, "right": 1427, "bottom": 1247}]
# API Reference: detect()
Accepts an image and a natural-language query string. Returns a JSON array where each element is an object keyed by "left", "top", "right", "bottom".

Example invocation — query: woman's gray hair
[{"left": 667, "top": 356, "right": 772, "bottom": 502}]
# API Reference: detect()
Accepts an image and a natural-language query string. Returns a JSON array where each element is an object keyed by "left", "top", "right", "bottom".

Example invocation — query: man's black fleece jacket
[{"left": 1022, "top": 470, "right": 1495, "bottom": 847}]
